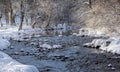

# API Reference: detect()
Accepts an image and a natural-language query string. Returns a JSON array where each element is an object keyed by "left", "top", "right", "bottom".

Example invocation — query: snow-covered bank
[
  {"left": 0, "top": 38, "right": 10, "bottom": 50},
  {"left": 74, "top": 28, "right": 107, "bottom": 37},
  {"left": 74, "top": 27, "right": 120, "bottom": 54},
  {"left": 0, "top": 25, "right": 44, "bottom": 41},
  {"left": 0, "top": 37, "right": 39, "bottom": 72},
  {"left": 84, "top": 38, "right": 120, "bottom": 54},
  {"left": 100, "top": 39, "right": 120, "bottom": 54},
  {"left": 0, "top": 51, "right": 39, "bottom": 72}
]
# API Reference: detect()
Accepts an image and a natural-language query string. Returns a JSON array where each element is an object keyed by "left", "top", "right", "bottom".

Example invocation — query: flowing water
[{"left": 3, "top": 36, "right": 120, "bottom": 72}]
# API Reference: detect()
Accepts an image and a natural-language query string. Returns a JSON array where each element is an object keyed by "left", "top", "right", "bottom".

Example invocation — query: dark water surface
[{"left": 3, "top": 36, "right": 120, "bottom": 72}]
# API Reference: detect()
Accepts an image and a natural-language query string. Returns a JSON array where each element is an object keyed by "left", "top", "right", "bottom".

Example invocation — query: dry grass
[{"left": 74, "top": 0, "right": 120, "bottom": 35}]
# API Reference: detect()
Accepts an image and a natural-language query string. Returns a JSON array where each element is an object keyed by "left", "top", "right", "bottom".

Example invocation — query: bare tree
[
  {"left": 18, "top": 0, "right": 25, "bottom": 30},
  {"left": 9, "top": 0, "right": 14, "bottom": 25},
  {"left": 0, "top": 13, "right": 2, "bottom": 27},
  {"left": 89, "top": 0, "right": 92, "bottom": 8}
]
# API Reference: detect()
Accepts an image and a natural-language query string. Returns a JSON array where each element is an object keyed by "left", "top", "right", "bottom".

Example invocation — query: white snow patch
[
  {"left": 0, "top": 25, "right": 44, "bottom": 41},
  {"left": 101, "top": 40, "right": 120, "bottom": 54},
  {"left": 52, "top": 45, "right": 62, "bottom": 49},
  {"left": 83, "top": 39, "right": 105, "bottom": 48},
  {"left": 39, "top": 43, "right": 62, "bottom": 49},
  {"left": 39, "top": 43, "right": 52, "bottom": 49},
  {"left": 0, "top": 51, "right": 39, "bottom": 72},
  {"left": 0, "top": 38, "right": 10, "bottom": 50},
  {"left": 75, "top": 28, "right": 106, "bottom": 37},
  {"left": 84, "top": 38, "right": 120, "bottom": 54}
]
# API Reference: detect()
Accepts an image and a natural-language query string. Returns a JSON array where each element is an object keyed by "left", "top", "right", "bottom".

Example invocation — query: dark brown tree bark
[
  {"left": 9, "top": 0, "right": 14, "bottom": 25},
  {"left": 0, "top": 15, "right": 3, "bottom": 27},
  {"left": 89, "top": 0, "right": 92, "bottom": 8},
  {"left": 31, "top": 20, "right": 36, "bottom": 29},
  {"left": 18, "top": 0, "right": 24, "bottom": 31}
]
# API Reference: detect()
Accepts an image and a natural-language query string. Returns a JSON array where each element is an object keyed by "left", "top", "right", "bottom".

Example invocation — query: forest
[
  {"left": 0, "top": 0, "right": 119, "bottom": 72},
  {"left": 0, "top": 0, "right": 119, "bottom": 33}
]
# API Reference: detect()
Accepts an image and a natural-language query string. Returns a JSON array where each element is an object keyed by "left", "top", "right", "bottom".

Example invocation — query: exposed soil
[{"left": 2, "top": 36, "right": 120, "bottom": 72}]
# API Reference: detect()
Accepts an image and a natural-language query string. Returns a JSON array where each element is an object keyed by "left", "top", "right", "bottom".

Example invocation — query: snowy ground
[
  {"left": 77, "top": 28, "right": 120, "bottom": 54},
  {"left": 0, "top": 25, "right": 43, "bottom": 41}
]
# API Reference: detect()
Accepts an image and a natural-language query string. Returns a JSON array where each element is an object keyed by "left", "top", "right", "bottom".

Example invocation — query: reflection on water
[{"left": 43, "top": 23, "right": 73, "bottom": 36}]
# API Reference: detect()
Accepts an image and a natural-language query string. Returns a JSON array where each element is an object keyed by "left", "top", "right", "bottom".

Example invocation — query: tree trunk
[
  {"left": 18, "top": 0, "right": 24, "bottom": 31},
  {"left": 30, "top": 15, "right": 34, "bottom": 25},
  {"left": 25, "top": 15, "right": 28, "bottom": 25},
  {"left": 4, "top": 8, "right": 9, "bottom": 25},
  {"left": 45, "top": 11, "right": 52, "bottom": 29},
  {"left": 13, "top": 14, "right": 15, "bottom": 25},
  {"left": 5, "top": 12, "right": 9, "bottom": 24},
  {"left": 18, "top": 12, "right": 24, "bottom": 31},
  {"left": 31, "top": 20, "right": 36, "bottom": 28},
  {"left": 0, "top": 18, "right": 3, "bottom": 27},
  {"left": 9, "top": 0, "right": 14, "bottom": 25},
  {"left": 89, "top": 0, "right": 92, "bottom": 8}
]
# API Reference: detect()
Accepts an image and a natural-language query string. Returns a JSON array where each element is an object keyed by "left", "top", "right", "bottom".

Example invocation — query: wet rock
[
  {"left": 50, "top": 55, "right": 75, "bottom": 62},
  {"left": 14, "top": 52, "right": 19, "bottom": 55},
  {"left": 20, "top": 48, "right": 24, "bottom": 52},
  {"left": 73, "top": 43, "right": 79, "bottom": 46},
  {"left": 17, "top": 40, "right": 21, "bottom": 42},
  {"left": 24, "top": 42, "right": 29, "bottom": 45},
  {"left": 29, "top": 53, "right": 34, "bottom": 55},
  {"left": 37, "top": 56, "right": 48, "bottom": 60},
  {"left": 34, "top": 53, "right": 40, "bottom": 57},
  {"left": 108, "top": 64, "right": 112, "bottom": 67},
  {"left": 83, "top": 43, "right": 92, "bottom": 48},
  {"left": 111, "top": 67, "right": 116, "bottom": 70},
  {"left": 75, "top": 51, "right": 80, "bottom": 54},
  {"left": 60, "top": 56, "right": 69, "bottom": 61},
  {"left": 40, "top": 67, "right": 52, "bottom": 72},
  {"left": 10, "top": 46, "right": 14, "bottom": 49},
  {"left": 26, "top": 52, "right": 30, "bottom": 55},
  {"left": 81, "top": 35, "right": 85, "bottom": 37},
  {"left": 23, "top": 37, "right": 29, "bottom": 40},
  {"left": 69, "top": 57, "right": 75, "bottom": 61},
  {"left": 94, "top": 45, "right": 101, "bottom": 49}
]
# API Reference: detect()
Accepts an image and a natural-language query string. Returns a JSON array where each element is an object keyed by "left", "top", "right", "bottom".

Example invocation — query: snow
[
  {"left": 39, "top": 43, "right": 62, "bottom": 49},
  {"left": 0, "top": 51, "right": 39, "bottom": 72},
  {"left": 83, "top": 39, "right": 105, "bottom": 48},
  {"left": 108, "top": 64, "right": 112, "bottom": 67},
  {"left": 77, "top": 27, "right": 120, "bottom": 54},
  {"left": 53, "top": 45, "right": 62, "bottom": 49},
  {"left": 83, "top": 2, "right": 90, "bottom": 5},
  {"left": 0, "top": 38, "right": 10, "bottom": 50},
  {"left": 40, "top": 43, "right": 52, "bottom": 49},
  {"left": 0, "top": 25, "right": 44, "bottom": 41},
  {"left": 100, "top": 40, "right": 120, "bottom": 54},
  {"left": 91, "top": 39, "right": 105, "bottom": 47},
  {"left": 75, "top": 28, "right": 107, "bottom": 37},
  {"left": 84, "top": 38, "right": 120, "bottom": 54}
]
